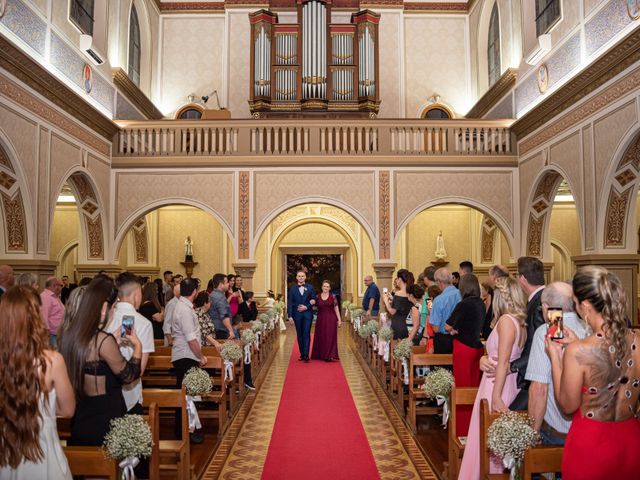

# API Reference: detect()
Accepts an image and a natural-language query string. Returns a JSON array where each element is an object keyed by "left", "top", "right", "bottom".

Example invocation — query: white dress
[{"left": 0, "top": 389, "right": 72, "bottom": 480}]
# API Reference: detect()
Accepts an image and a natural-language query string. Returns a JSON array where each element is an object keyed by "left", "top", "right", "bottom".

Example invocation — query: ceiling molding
[
  {"left": 0, "top": 35, "right": 118, "bottom": 141},
  {"left": 466, "top": 68, "right": 518, "bottom": 119},
  {"left": 512, "top": 26, "right": 640, "bottom": 140},
  {"left": 112, "top": 68, "right": 163, "bottom": 120}
]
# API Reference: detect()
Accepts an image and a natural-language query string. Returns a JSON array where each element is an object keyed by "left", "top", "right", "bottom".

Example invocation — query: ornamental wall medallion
[
  {"left": 605, "top": 188, "right": 631, "bottom": 247},
  {"left": 628, "top": 0, "right": 640, "bottom": 20},
  {"left": 83, "top": 64, "right": 93, "bottom": 94},
  {"left": 537, "top": 64, "right": 549, "bottom": 94}
]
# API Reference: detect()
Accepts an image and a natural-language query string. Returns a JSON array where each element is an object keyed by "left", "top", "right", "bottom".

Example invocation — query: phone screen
[
  {"left": 121, "top": 315, "right": 134, "bottom": 336},
  {"left": 547, "top": 308, "right": 563, "bottom": 340}
]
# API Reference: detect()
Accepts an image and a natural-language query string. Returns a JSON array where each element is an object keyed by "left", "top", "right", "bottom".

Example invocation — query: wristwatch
[{"left": 510, "top": 364, "right": 518, "bottom": 374}]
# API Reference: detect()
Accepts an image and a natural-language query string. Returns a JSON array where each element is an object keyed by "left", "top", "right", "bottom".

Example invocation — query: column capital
[
  {"left": 372, "top": 261, "right": 396, "bottom": 278},
  {"left": 232, "top": 261, "right": 258, "bottom": 290}
]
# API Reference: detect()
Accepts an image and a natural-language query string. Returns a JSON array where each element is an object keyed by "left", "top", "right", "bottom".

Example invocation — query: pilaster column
[
  {"left": 75, "top": 264, "right": 122, "bottom": 280},
  {"left": 572, "top": 254, "right": 640, "bottom": 323},
  {"left": 232, "top": 261, "right": 258, "bottom": 290},
  {"left": 373, "top": 261, "right": 396, "bottom": 313},
  {"left": 10, "top": 259, "right": 58, "bottom": 287}
]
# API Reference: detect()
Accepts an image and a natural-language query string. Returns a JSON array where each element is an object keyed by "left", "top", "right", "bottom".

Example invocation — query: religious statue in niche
[
  {"left": 184, "top": 236, "right": 194, "bottom": 262},
  {"left": 435, "top": 231, "right": 447, "bottom": 260}
]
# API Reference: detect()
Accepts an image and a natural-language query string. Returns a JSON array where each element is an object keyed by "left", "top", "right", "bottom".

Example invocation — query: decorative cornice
[
  {"left": 0, "top": 35, "right": 118, "bottom": 142},
  {"left": 403, "top": 2, "right": 467, "bottom": 12},
  {"left": 112, "top": 69, "right": 163, "bottom": 120},
  {"left": 466, "top": 68, "right": 517, "bottom": 118},
  {"left": 513, "top": 26, "right": 640, "bottom": 141},
  {"left": 157, "top": 1, "right": 226, "bottom": 13}
]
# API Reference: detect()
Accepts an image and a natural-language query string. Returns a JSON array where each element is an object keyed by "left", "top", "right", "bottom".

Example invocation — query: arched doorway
[
  {"left": 49, "top": 183, "right": 81, "bottom": 281},
  {"left": 548, "top": 179, "right": 581, "bottom": 282},
  {"left": 252, "top": 203, "right": 376, "bottom": 304},
  {"left": 116, "top": 204, "right": 236, "bottom": 280}
]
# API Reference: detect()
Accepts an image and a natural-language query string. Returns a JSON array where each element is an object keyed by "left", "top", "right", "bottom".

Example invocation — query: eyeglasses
[{"left": 514, "top": 272, "right": 521, "bottom": 278}]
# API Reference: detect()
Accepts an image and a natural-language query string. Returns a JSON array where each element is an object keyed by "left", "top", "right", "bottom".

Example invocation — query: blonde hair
[{"left": 491, "top": 276, "right": 527, "bottom": 349}]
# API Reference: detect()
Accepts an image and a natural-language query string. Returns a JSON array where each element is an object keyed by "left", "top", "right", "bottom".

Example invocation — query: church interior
[{"left": 1, "top": 0, "right": 640, "bottom": 478}]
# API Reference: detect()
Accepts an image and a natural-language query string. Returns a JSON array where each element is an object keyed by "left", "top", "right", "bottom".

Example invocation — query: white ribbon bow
[
  {"left": 371, "top": 333, "right": 378, "bottom": 350},
  {"left": 119, "top": 456, "right": 140, "bottom": 480},
  {"left": 185, "top": 395, "right": 202, "bottom": 433},
  {"left": 436, "top": 395, "right": 449, "bottom": 428},
  {"left": 244, "top": 344, "right": 252, "bottom": 364},
  {"left": 402, "top": 357, "right": 409, "bottom": 385},
  {"left": 383, "top": 341, "right": 390, "bottom": 362},
  {"left": 254, "top": 332, "right": 261, "bottom": 350},
  {"left": 502, "top": 454, "right": 518, "bottom": 480},
  {"left": 224, "top": 360, "right": 234, "bottom": 383}
]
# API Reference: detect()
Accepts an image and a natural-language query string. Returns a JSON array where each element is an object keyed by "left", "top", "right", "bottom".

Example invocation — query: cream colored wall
[
  {"left": 549, "top": 204, "right": 581, "bottom": 258},
  {"left": 378, "top": 11, "right": 403, "bottom": 118},
  {"left": 49, "top": 205, "right": 81, "bottom": 278}
]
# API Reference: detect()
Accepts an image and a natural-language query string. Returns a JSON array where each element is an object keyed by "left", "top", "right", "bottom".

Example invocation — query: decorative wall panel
[
  {"left": 0, "top": 0, "right": 46, "bottom": 55},
  {"left": 238, "top": 171, "right": 250, "bottom": 259},
  {"left": 585, "top": 0, "right": 634, "bottom": 56},
  {"left": 378, "top": 171, "right": 390, "bottom": 259}
]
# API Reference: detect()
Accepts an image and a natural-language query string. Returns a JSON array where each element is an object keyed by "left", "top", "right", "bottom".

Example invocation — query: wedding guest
[
  {"left": 451, "top": 271, "right": 460, "bottom": 288},
  {"left": 526, "top": 282, "right": 586, "bottom": 446},
  {"left": 311, "top": 280, "right": 342, "bottom": 362},
  {"left": 445, "top": 274, "right": 486, "bottom": 437},
  {"left": 163, "top": 282, "right": 181, "bottom": 346},
  {"left": 226, "top": 274, "right": 241, "bottom": 324},
  {"left": 488, "top": 264, "right": 509, "bottom": 287},
  {"left": 139, "top": 281, "right": 165, "bottom": 340},
  {"left": 0, "top": 264, "right": 15, "bottom": 299},
  {"left": 459, "top": 261, "right": 473, "bottom": 275},
  {"left": 423, "top": 266, "right": 436, "bottom": 288},
  {"left": 547, "top": 267, "right": 640, "bottom": 478},
  {"left": 260, "top": 290, "right": 276, "bottom": 308},
  {"left": 40, "top": 277, "right": 65, "bottom": 347},
  {"left": 194, "top": 291, "right": 219, "bottom": 348},
  {"left": 0, "top": 286, "right": 75, "bottom": 479},
  {"left": 422, "top": 284, "right": 441, "bottom": 352},
  {"left": 239, "top": 291, "right": 258, "bottom": 322},
  {"left": 78, "top": 277, "right": 92, "bottom": 287},
  {"left": 362, "top": 275, "right": 380, "bottom": 318},
  {"left": 57, "top": 286, "right": 85, "bottom": 339},
  {"left": 153, "top": 278, "right": 165, "bottom": 308},
  {"left": 458, "top": 277, "right": 527, "bottom": 479},
  {"left": 58, "top": 276, "right": 142, "bottom": 446},
  {"left": 209, "top": 274, "right": 235, "bottom": 340},
  {"left": 406, "top": 284, "right": 424, "bottom": 343},
  {"left": 429, "top": 268, "right": 461, "bottom": 354},
  {"left": 382, "top": 269, "right": 414, "bottom": 340},
  {"left": 60, "top": 276, "right": 71, "bottom": 304},
  {"left": 480, "top": 281, "right": 494, "bottom": 339},
  {"left": 106, "top": 272, "right": 155, "bottom": 415},
  {"left": 15, "top": 272, "right": 39, "bottom": 290},
  {"left": 162, "top": 270, "right": 173, "bottom": 302}
]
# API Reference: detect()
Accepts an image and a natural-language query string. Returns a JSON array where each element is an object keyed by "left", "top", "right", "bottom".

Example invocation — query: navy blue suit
[{"left": 287, "top": 283, "right": 317, "bottom": 359}]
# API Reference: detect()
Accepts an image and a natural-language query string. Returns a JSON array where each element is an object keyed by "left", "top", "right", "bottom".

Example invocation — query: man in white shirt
[
  {"left": 107, "top": 272, "right": 155, "bottom": 414},
  {"left": 163, "top": 282, "right": 181, "bottom": 345}
]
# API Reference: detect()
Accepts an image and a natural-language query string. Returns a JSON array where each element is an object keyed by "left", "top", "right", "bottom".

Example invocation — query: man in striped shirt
[{"left": 525, "top": 282, "right": 587, "bottom": 445}]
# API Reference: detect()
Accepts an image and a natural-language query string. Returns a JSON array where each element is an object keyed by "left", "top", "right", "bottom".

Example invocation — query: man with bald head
[
  {"left": 429, "top": 268, "right": 461, "bottom": 354},
  {"left": 525, "top": 281, "right": 587, "bottom": 445},
  {"left": 362, "top": 275, "right": 380, "bottom": 317},
  {"left": 40, "top": 276, "right": 64, "bottom": 346},
  {"left": 0, "top": 264, "right": 14, "bottom": 298}
]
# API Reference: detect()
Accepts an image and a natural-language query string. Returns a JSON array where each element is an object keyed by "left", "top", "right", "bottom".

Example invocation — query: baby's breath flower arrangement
[
  {"left": 487, "top": 411, "right": 540, "bottom": 479},
  {"left": 351, "top": 308, "right": 365, "bottom": 319},
  {"left": 358, "top": 323, "right": 372, "bottom": 338},
  {"left": 251, "top": 320, "right": 265, "bottom": 333},
  {"left": 341, "top": 300, "right": 352, "bottom": 310},
  {"left": 221, "top": 341, "right": 243, "bottom": 363},
  {"left": 258, "top": 313, "right": 270, "bottom": 325},
  {"left": 242, "top": 329, "right": 256, "bottom": 346},
  {"left": 103, "top": 415, "right": 152, "bottom": 461},
  {"left": 422, "top": 368, "right": 454, "bottom": 399},
  {"left": 393, "top": 338, "right": 413, "bottom": 359},
  {"left": 366, "top": 319, "right": 379, "bottom": 334},
  {"left": 378, "top": 326, "right": 393, "bottom": 342},
  {"left": 272, "top": 302, "right": 284, "bottom": 314},
  {"left": 182, "top": 367, "right": 212, "bottom": 396}
]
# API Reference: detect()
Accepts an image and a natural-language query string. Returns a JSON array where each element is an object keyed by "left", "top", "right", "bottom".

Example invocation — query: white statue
[
  {"left": 435, "top": 231, "right": 447, "bottom": 260},
  {"left": 184, "top": 236, "right": 193, "bottom": 259}
]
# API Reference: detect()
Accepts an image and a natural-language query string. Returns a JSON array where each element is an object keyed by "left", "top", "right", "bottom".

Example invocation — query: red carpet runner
[{"left": 261, "top": 338, "right": 380, "bottom": 479}]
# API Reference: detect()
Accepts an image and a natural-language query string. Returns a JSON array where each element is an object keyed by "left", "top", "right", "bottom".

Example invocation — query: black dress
[
  {"left": 69, "top": 331, "right": 141, "bottom": 446},
  {"left": 390, "top": 295, "right": 413, "bottom": 340},
  {"left": 139, "top": 301, "right": 164, "bottom": 339},
  {"left": 238, "top": 301, "right": 258, "bottom": 322}
]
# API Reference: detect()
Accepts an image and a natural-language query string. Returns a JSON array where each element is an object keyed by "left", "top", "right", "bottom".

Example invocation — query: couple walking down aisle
[{"left": 287, "top": 271, "right": 341, "bottom": 362}]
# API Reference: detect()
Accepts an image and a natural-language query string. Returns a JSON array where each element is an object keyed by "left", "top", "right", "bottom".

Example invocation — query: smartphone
[
  {"left": 383, "top": 287, "right": 389, "bottom": 295},
  {"left": 121, "top": 315, "right": 134, "bottom": 337},
  {"left": 547, "top": 308, "right": 564, "bottom": 340}
]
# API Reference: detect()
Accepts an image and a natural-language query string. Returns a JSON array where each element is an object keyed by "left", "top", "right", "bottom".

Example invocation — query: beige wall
[{"left": 49, "top": 204, "right": 80, "bottom": 264}]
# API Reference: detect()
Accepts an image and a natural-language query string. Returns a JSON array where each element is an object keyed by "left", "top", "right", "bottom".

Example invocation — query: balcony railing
[{"left": 113, "top": 119, "right": 514, "bottom": 160}]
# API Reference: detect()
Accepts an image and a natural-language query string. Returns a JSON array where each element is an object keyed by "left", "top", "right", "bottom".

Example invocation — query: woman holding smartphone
[
  {"left": 382, "top": 269, "right": 415, "bottom": 340},
  {"left": 58, "top": 276, "right": 143, "bottom": 446}
]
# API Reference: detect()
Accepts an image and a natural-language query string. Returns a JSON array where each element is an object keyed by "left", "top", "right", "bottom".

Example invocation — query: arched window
[
  {"left": 421, "top": 104, "right": 453, "bottom": 119},
  {"left": 487, "top": 3, "right": 501, "bottom": 87},
  {"left": 176, "top": 104, "right": 204, "bottom": 120},
  {"left": 128, "top": 5, "right": 141, "bottom": 86}
]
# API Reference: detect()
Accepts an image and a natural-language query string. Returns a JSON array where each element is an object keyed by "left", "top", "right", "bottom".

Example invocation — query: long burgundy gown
[{"left": 311, "top": 293, "right": 339, "bottom": 361}]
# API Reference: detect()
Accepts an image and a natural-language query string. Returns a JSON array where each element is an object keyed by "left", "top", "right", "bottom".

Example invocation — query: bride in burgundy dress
[{"left": 311, "top": 280, "right": 342, "bottom": 362}]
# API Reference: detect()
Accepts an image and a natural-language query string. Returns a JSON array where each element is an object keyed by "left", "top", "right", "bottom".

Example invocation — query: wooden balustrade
[{"left": 113, "top": 119, "right": 514, "bottom": 160}]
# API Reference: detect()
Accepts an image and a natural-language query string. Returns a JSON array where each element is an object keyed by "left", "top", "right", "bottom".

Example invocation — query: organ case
[{"left": 249, "top": 2, "right": 380, "bottom": 117}]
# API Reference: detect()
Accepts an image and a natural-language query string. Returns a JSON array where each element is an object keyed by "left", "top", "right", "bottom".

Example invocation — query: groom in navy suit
[{"left": 287, "top": 270, "right": 317, "bottom": 362}]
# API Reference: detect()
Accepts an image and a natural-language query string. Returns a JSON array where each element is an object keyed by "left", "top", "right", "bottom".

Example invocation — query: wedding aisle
[{"left": 260, "top": 335, "right": 380, "bottom": 480}]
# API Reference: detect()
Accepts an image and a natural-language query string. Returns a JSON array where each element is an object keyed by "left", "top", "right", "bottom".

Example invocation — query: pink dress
[{"left": 458, "top": 315, "right": 523, "bottom": 480}]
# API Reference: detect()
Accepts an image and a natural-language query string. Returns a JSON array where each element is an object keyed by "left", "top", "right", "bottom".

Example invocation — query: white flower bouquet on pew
[
  {"left": 342, "top": 300, "right": 353, "bottom": 320},
  {"left": 393, "top": 339, "right": 413, "bottom": 386},
  {"left": 103, "top": 414, "right": 152, "bottom": 479},
  {"left": 358, "top": 323, "right": 372, "bottom": 338},
  {"left": 378, "top": 326, "right": 393, "bottom": 361},
  {"left": 487, "top": 410, "right": 540, "bottom": 480},
  {"left": 378, "top": 326, "right": 393, "bottom": 342},
  {"left": 422, "top": 368, "right": 455, "bottom": 428},
  {"left": 182, "top": 367, "right": 213, "bottom": 396},
  {"left": 251, "top": 320, "right": 265, "bottom": 334},
  {"left": 241, "top": 330, "right": 256, "bottom": 364},
  {"left": 221, "top": 341, "right": 243, "bottom": 384}
]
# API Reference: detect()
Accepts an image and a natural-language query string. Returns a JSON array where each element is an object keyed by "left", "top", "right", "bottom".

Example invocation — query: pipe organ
[{"left": 249, "top": 2, "right": 380, "bottom": 117}]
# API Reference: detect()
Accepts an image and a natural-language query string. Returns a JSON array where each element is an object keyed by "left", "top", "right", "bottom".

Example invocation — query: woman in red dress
[
  {"left": 311, "top": 280, "right": 341, "bottom": 362},
  {"left": 547, "top": 266, "right": 640, "bottom": 480}
]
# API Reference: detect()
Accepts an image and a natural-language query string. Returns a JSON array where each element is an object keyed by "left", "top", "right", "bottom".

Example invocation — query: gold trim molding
[
  {"left": 0, "top": 36, "right": 118, "bottom": 141},
  {"left": 512, "top": 26, "right": 640, "bottom": 141},
  {"left": 466, "top": 68, "right": 517, "bottom": 119},
  {"left": 112, "top": 68, "right": 163, "bottom": 120}
]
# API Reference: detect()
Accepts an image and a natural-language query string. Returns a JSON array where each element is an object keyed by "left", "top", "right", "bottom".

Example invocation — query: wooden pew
[
  {"left": 143, "top": 387, "right": 190, "bottom": 480},
  {"left": 407, "top": 352, "right": 452, "bottom": 431},
  {"left": 447, "top": 386, "right": 478, "bottom": 480},
  {"left": 62, "top": 403, "right": 160, "bottom": 480},
  {"left": 523, "top": 446, "right": 563, "bottom": 479},
  {"left": 479, "top": 399, "right": 510, "bottom": 480}
]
